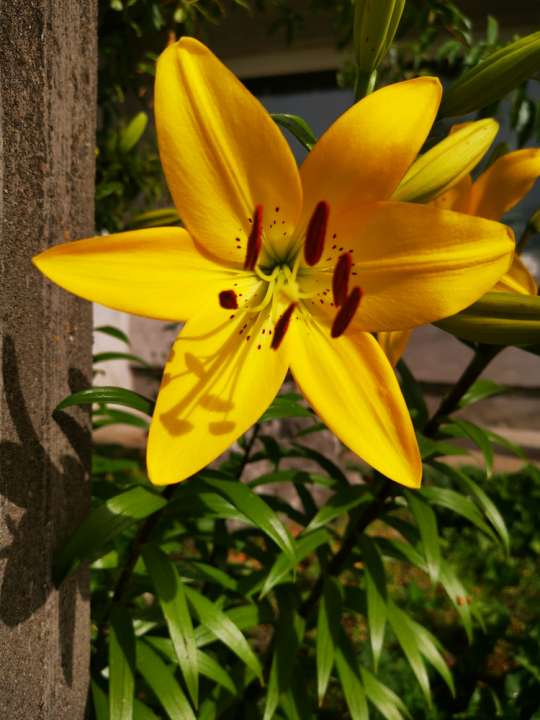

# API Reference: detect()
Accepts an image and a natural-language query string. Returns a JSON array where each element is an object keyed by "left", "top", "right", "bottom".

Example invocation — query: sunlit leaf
[
  {"left": 359, "top": 535, "right": 387, "bottom": 670},
  {"left": 304, "top": 486, "right": 371, "bottom": 533},
  {"left": 404, "top": 491, "right": 441, "bottom": 582},
  {"left": 143, "top": 545, "right": 199, "bottom": 707},
  {"left": 335, "top": 629, "right": 369, "bottom": 720},
  {"left": 361, "top": 667, "right": 412, "bottom": 720},
  {"left": 136, "top": 640, "right": 196, "bottom": 720},
  {"left": 55, "top": 386, "right": 154, "bottom": 416},
  {"left": 53, "top": 486, "right": 167, "bottom": 584},
  {"left": 185, "top": 586, "right": 263, "bottom": 680},
  {"left": 316, "top": 577, "right": 342, "bottom": 705},
  {"left": 94, "top": 324, "right": 130, "bottom": 345},
  {"left": 109, "top": 607, "right": 135, "bottom": 720},
  {"left": 458, "top": 379, "right": 507, "bottom": 408},
  {"left": 271, "top": 113, "right": 317, "bottom": 150}
]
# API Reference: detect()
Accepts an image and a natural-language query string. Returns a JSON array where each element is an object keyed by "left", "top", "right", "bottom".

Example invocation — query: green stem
[{"left": 354, "top": 69, "right": 377, "bottom": 101}]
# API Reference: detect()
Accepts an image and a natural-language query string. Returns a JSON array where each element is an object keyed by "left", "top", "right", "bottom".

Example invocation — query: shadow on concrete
[{"left": 0, "top": 335, "right": 90, "bottom": 685}]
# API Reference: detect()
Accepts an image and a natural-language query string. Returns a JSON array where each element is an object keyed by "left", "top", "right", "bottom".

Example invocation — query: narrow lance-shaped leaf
[
  {"left": 304, "top": 486, "right": 371, "bottom": 533},
  {"left": 361, "top": 667, "right": 412, "bottom": 720},
  {"left": 53, "top": 486, "right": 167, "bottom": 584},
  {"left": 359, "top": 535, "right": 388, "bottom": 670},
  {"left": 404, "top": 491, "right": 441, "bottom": 583},
  {"left": 316, "top": 577, "right": 342, "bottom": 706},
  {"left": 184, "top": 586, "right": 263, "bottom": 681},
  {"left": 142, "top": 545, "right": 199, "bottom": 707},
  {"left": 200, "top": 476, "right": 296, "bottom": 564},
  {"left": 55, "top": 386, "right": 154, "bottom": 416},
  {"left": 109, "top": 607, "right": 136, "bottom": 720},
  {"left": 271, "top": 113, "right": 317, "bottom": 151},
  {"left": 386, "top": 602, "right": 431, "bottom": 705},
  {"left": 264, "top": 587, "right": 305, "bottom": 720},
  {"left": 335, "top": 628, "right": 370, "bottom": 720},
  {"left": 136, "top": 640, "right": 196, "bottom": 720}
]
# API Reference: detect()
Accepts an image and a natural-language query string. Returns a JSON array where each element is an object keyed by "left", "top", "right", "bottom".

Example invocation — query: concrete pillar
[{"left": 0, "top": 2, "right": 97, "bottom": 717}]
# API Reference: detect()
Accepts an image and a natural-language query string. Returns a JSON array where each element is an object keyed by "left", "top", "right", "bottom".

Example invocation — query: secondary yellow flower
[
  {"left": 33, "top": 38, "right": 513, "bottom": 488},
  {"left": 381, "top": 147, "right": 540, "bottom": 364}
]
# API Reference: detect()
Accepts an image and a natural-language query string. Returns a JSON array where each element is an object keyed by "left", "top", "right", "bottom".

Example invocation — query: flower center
[{"left": 218, "top": 202, "right": 364, "bottom": 346}]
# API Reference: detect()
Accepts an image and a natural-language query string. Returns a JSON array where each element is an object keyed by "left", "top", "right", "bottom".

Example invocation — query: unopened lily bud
[
  {"left": 441, "top": 30, "right": 540, "bottom": 118},
  {"left": 353, "top": 0, "right": 405, "bottom": 80},
  {"left": 394, "top": 119, "right": 499, "bottom": 203},
  {"left": 435, "top": 291, "right": 540, "bottom": 346}
]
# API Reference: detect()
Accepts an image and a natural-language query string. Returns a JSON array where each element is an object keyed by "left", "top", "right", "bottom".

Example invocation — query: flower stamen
[
  {"left": 304, "top": 201, "right": 330, "bottom": 266},
  {"left": 271, "top": 303, "right": 296, "bottom": 350},
  {"left": 331, "top": 287, "right": 363, "bottom": 338},
  {"left": 332, "top": 252, "right": 352, "bottom": 307},
  {"left": 244, "top": 204, "right": 263, "bottom": 270}
]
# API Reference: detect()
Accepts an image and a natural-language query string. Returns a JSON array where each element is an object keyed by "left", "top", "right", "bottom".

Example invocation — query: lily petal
[
  {"left": 32, "top": 227, "right": 251, "bottom": 321},
  {"left": 496, "top": 254, "right": 538, "bottom": 295},
  {"left": 155, "top": 38, "right": 302, "bottom": 265},
  {"left": 378, "top": 330, "right": 412, "bottom": 367},
  {"left": 290, "top": 317, "right": 422, "bottom": 487},
  {"left": 302, "top": 201, "right": 514, "bottom": 331},
  {"left": 430, "top": 175, "right": 473, "bottom": 213},
  {"left": 299, "top": 77, "right": 441, "bottom": 224},
  {"left": 147, "top": 308, "right": 289, "bottom": 484},
  {"left": 469, "top": 148, "right": 540, "bottom": 220}
]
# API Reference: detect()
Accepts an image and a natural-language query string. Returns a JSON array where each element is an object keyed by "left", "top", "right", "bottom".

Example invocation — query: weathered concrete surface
[{"left": 0, "top": 2, "right": 97, "bottom": 717}]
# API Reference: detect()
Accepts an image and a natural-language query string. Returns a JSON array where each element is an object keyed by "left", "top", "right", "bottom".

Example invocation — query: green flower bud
[
  {"left": 441, "top": 31, "right": 540, "bottom": 118},
  {"left": 394, "top": 119, "right": 499, "bottom": 203},
  {"left": 353, "top": 0, "right": 405, "bottom": 78},
  {"left": 436, "top": 291, "right": 540, "bottom": 346}
]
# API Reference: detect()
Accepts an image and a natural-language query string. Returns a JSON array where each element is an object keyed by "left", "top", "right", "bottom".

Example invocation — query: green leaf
[
  {"left": 136, "top": 640, "right": 196, "bottom": 720},
  {"left": 404, "top": 491, "right": 441, "bottom": 582},
  {"left": 261, "top": 529, "right": 331, "bottom": 598},
  {"left": 458, "top": 379, "right": 507, "bottom": 408},
  {"left": 291, "top": 444, "right": 350, "bottom": 486},
  {"left": 93, "top": 407, "right": 149, "bottom": 430},
  {"left": 109, "top": 607, "right": 135, "bottom": 720},
  {"left": 407, "top": 616, "right": 455, "bottom": 696},
  {"left": 271, "top": 113, "right": 317, "bottom": 150},
  {"left": 184, "top": 586, "right": 263, "bottom": 680},
  {"left": 55, "top": 386, "right": 154, "bottom": 416},
  {"left": 94, "top": 325, "right": 130, "bottom": 345},
  {"left": 201, "top": 476, "right": 296, "bottom": 564},
  {"left": 93, "top": 351, "right": 150, "bottom": 367},
  {"left": 420, "top": 485, "right": 497, "bottom": 542},
  {"left": 92, "top": 680, "right": 110, "bottom": 720},
  {"left": 145, "top": 637, "right": 237, "bottom": 696},
  {"left": 335, "top": 629, "right": 370, "bottom": 720},
  {"left": 443, "top": 419, "right": 494, "bottom": 477},
  {"left": 264, "top": 588, "right": 305, "bottom": 720},
  {"left": 260, "top": 394, "right": 312, "bottom": 422},
  {"left": 440, "top": 464, "right": 510, "bottom": 554},
  {"left": 359, "top": 535, "right": 387, "bottom": 671},
  {"left": 53, "top": 486, "right": 167, "bottom": 584},
  {"left": 133, "top": 699, "right": 160, "bottom": 720},
  {"left": 316, "top": 577, "right": 342, "bottom": 705},
  {"left": 142, "top": 545, "right": 199, "bottom": 707},
  {"left": 439, "top": 560, "right": 474, "bottom": 642},
  {"left": 386, "top": 602, "right": 431, "bottom": 705},
  {"left": 304, "top": 486, "right": 370, "bottom": 533},
  {"left": 119, "top": 111, "right": 148, "bottom": 152},
  {"left": 397, "top": 360, "right": 428, "bottom": 428},
  {"left": 194, "top": 603, "right": 274, "bottom": 648},
  {"left": 361, "top": 668, "right": 411, "bottom": 720}
]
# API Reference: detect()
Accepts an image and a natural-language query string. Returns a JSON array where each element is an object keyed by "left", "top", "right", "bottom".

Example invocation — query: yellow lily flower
[
  {"left": 380, "top": 146, "right": 540, "bottom": 365},
  {"left": 33, "top": 38, "right": 513, "bottom": 488}
]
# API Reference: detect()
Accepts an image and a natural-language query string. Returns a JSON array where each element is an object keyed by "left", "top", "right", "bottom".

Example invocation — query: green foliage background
[{"left": 58, "top": 1, "right": 540, "bottom": 718}]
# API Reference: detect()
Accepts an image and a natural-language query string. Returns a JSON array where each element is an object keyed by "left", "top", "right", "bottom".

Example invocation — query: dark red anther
[
  {"left": 219, "top": 290, "right": 238, "bottom": 310},
  {"left": 332, "top": 252, "right": 352, "bottom": 307},
  {"left": 304, "top": 201, "right": 330, "bottom": 266},
  {"left": 331, "top": 287, "right": 363, "bottom": 338},
  {"left": 244, "top": 204, "right": 263, "bottom": 270},
  {"left": 271, "top": 303, "right": 296, "bottom": 350}
]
